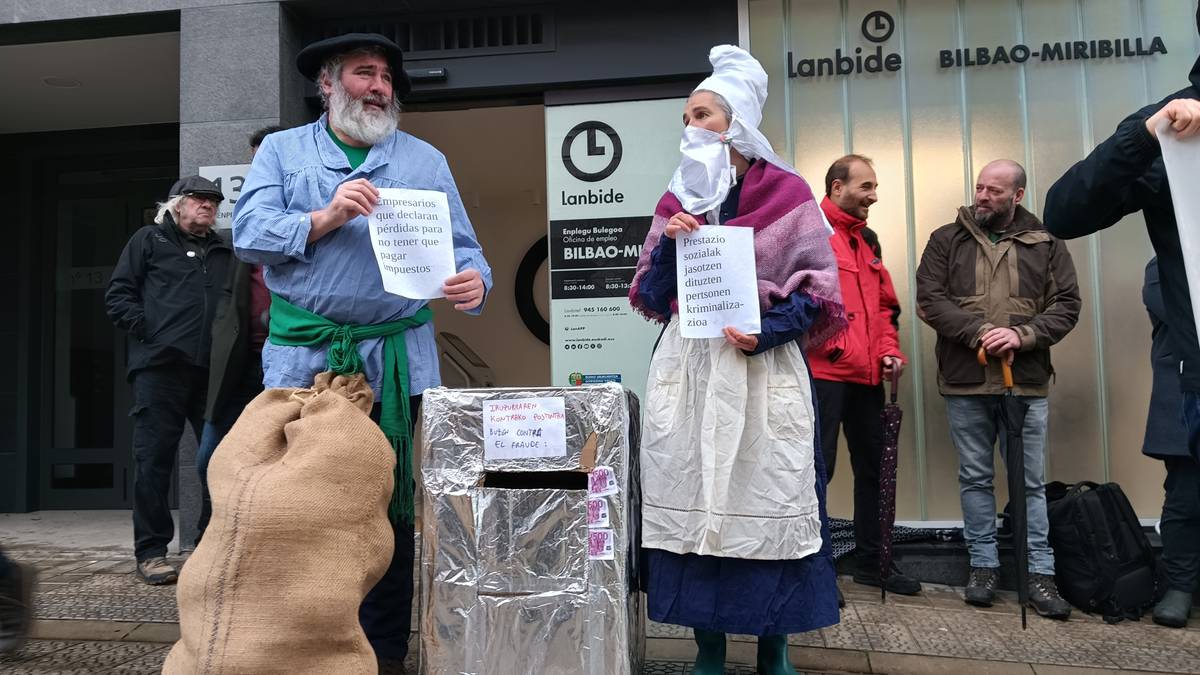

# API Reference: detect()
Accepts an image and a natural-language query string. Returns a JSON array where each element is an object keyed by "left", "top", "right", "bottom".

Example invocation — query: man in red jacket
[{"left": 809, "top": 155, "right": 921, "bottom": 597}]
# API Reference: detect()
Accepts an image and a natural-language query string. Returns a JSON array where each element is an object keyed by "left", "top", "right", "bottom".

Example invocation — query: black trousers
[
  {"left": 130, "top": 364, "right": 207, "bottom": 561},
  {"left": 359, "top": 394, "right": 422, "bottom": 662},
  {"left": 1162, "top": 457, "right": 1200, "bottom": 593},
  {"left": 814, "top": 379, "right": 884, "bottom": 560}
]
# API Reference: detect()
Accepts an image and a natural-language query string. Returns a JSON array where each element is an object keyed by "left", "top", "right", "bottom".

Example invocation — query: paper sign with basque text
[
  {"left": 676, "top": 226, "right": 761, "bottom": 339},
  {"left": 482, "top": 397, "right": 567, "bottom": 461}
]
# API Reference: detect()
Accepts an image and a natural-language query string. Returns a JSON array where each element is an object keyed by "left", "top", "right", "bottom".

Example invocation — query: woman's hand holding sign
[
  {"left": 723, "top": 326, "right": 758, "bottom": 351},
  {"left": 665, "top": 212, "right": 701, "bottom": 239}
]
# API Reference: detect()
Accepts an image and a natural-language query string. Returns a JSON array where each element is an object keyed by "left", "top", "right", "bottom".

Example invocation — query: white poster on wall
[
  {"left": 546, "top": 98, "right": 686, "bottom": 403},
  {"left": 198, "top": 164, "right": 251, "bottom": 231}
]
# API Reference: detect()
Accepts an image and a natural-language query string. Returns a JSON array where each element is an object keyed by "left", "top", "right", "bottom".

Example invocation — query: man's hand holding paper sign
[
  {"left": 672, "top": 223, "right": 761, "bottom": 342},
  {"left": 307, "top": 178, "right": 484, "bottom": 310},
  {"left": 344, "top": 184, "right": 482, "bottom": 309}
]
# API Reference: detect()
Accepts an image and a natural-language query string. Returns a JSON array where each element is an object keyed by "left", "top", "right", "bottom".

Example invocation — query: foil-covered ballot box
[{"left": 419, "top": 384, "right": 643, "bottom": 675}]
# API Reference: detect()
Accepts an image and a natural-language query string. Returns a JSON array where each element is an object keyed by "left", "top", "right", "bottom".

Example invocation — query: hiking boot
[
  {"left": 853, "top": 560, "right": 923, "bottom": 595},
  {"left": 964, "top": 566, "right": 998, "bottom": 607},
  {"left": 692, "top": 628, "right": 726, "bottom": 675},
  {"left": 1152, "top": 589, "right": 1193, "bottom": 628},
  {"left": 0, "top": 561, "right": 36, "bottom": 654},
  {"left": 756, "top": 634, "right": 797, "bottom": 675},
  {"left": 1028, "top": 573, "right": 1071, "bottom": 620},
  {"left": 135, "top": 557, "right": 178, "bottom": 586}
]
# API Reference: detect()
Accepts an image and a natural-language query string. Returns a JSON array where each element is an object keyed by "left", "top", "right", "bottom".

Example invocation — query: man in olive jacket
[{"left": 916, "top": 159, "right": 1080, "bottom": 619}]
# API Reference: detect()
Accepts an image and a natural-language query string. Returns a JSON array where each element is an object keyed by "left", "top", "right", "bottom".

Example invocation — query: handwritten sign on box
[{"left": 482, "top": 397, "right": 568, "bottom": 461}]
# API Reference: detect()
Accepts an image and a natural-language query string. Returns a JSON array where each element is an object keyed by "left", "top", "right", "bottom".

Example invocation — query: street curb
[
  {"left": 27, "top": 622, "right": 1176, "bottom": 675},
  {"left": 30, "top": 619, "right": 179, "bottom": 644}
]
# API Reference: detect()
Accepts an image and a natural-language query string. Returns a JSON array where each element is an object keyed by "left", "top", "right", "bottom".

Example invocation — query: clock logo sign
[
  {"left": 861, "top": 10, "right": 895, "bottom": 43},
  {"left": 561, "top": 121, "right": 623, "bottom": 183}
]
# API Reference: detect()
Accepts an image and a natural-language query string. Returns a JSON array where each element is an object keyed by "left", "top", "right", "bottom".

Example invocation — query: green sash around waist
[{"left": 268, "top": 292, "right": 432, "bottom": 523}]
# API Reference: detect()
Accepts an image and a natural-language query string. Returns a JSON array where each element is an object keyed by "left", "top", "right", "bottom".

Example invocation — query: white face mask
[{"left": 668, "top": 123, "right": 738, "bottom": 220}]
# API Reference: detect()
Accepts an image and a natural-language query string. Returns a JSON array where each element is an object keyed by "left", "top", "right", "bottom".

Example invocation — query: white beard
[{"left": 329, "top": 79, "right": 400, "bottom": 146}]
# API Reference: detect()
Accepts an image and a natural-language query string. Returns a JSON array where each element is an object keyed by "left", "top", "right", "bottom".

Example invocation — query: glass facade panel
[{"left": 750, "top": 0, "right": 1195, "bottom": 519}]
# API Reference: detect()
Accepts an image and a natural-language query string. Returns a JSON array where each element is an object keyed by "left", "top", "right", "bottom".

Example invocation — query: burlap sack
[{"left": 164, "top": 372, "right": 395, "bottom": 675}]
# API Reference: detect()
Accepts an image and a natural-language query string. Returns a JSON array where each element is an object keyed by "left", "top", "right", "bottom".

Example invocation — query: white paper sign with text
[
  {"left": 1157, "top": 122, "right": 1200, "bottom": 344},
  {"left": 482, "top": 397, "right": 567, "bottom": 461},
  {"left": 676, "top": 226, "right": 761, "bottom": 339},
  {"left": 369, "top": 188, "right": 457, "bottom": 299}
]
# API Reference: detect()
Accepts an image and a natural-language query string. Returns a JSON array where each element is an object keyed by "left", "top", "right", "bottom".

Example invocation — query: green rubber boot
[
  {"left": 692, "top": 628, "right": 727, "bottom": 675},
  {"left": 756, "top": 634, "right": 798, "bottom": 675}
]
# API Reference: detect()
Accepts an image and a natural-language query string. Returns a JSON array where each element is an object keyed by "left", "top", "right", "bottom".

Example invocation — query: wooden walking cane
[{"left": 976, "top": 346, "right": 1014, "bottom": 388}]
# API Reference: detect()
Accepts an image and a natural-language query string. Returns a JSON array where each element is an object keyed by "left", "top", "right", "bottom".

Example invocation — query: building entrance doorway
[
  {"left": 38, "top": 161, "right": 177, "bottom": 509},
  {"left": 400, "top": 103, "right": 551, "bottom": 388}
]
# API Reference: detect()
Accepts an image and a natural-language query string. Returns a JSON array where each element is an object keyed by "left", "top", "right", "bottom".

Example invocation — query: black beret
[
  {"left": 296, "top": 32, "right": 412, "bottom": 100},
  {"left": 170, "top": 176, "right": 224, "bottom": 202}
]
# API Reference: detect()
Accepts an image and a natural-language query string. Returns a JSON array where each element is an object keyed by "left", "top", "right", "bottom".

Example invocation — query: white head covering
[
  {"left": 669, "top": 45, "right": 830, "bottom": 230},
  {"left": 694, "top": 44, "right": 769, "bottom": 129}
]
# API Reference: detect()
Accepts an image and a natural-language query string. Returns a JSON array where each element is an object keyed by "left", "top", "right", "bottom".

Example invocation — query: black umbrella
[
  {"left": 978, "top": 347, "right": 1029, "bottom": 629},
  {"left": 878, "top": 371, "right": 902, "bottom": 603}
]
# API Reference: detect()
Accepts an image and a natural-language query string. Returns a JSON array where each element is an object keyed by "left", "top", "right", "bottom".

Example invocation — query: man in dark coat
[
  {"left": 1142, "top": 258, "right": 1197, "bottom": 627},
  {"left": 1044, "top": 4, "right": 1200, "bottom": 627},
  {"left": 105, "top": 176, "right": 232, "bottom": 585},
  {"left": 194, "top": 125, "right": 282, "bottom": 544}
]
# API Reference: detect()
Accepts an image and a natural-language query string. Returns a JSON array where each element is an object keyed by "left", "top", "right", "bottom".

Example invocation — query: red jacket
[{"left": 808, "top": 198, "right": 905, "bottom": 385}]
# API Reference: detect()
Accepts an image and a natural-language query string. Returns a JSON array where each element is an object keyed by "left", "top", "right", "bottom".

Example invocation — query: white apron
[{"left": 640, "top": 317, "right": 823, "bottom": 561}]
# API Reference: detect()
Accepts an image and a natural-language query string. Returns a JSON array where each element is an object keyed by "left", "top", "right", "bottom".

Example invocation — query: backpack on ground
[{"left": 1045, "top": 480, "right": 1158, "bottom": 623}]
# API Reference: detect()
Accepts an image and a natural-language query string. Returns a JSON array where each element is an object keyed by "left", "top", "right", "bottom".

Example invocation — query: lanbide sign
[{"left": 546, "top": 98, "right": 685, "bottom": 403}]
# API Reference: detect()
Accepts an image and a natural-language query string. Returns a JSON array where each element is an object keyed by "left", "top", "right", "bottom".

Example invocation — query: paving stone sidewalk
[{"left": 2, "top": 546, "right": 1198, "bottom": 674}]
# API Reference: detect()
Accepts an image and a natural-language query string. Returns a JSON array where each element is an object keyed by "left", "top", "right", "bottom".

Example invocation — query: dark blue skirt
[
  {"left": 645, "top": 545, "right": 839, "bottom": 636},
  {"left": 644, "top": 371, "right": 840, "bottom": 636}
]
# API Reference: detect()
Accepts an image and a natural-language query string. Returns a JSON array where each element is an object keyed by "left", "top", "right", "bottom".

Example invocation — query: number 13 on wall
[{"left": 198, "top": 163, "right": 252, "bottom": 230}]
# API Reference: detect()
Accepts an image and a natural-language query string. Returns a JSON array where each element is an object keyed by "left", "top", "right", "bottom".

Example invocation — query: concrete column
[
  {"left": 176, "top": 1, "right": 307, "bottom": 549},
  {"left": 178, "top": 2, "right": 288, "bottom": 177}
]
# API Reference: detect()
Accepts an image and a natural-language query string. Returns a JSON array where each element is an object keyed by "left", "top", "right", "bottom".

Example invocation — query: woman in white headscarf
[{"left": 628, "top": 46, "right": 844, "bottom": 674}]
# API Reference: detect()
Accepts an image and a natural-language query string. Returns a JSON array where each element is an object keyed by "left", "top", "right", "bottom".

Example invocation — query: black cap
[
  {"left": 296, "top": 32, "right": 412, "bottom": 100},
  {"left": 169, "top": 176, "right": 224, "bottom": 203}
]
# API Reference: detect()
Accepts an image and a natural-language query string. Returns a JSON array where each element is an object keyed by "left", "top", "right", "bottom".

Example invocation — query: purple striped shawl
[{"left": 628, "top": 160, "right": 846, "bottom": 348}]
